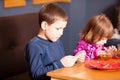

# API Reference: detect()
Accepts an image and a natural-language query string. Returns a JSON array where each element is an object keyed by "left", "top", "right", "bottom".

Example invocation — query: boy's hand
[{"left": 60, "top": 55, "right": 77, "bottom": 67}]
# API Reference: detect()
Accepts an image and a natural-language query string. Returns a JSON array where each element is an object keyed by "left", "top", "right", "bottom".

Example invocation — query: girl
[{"left": 73, "top": 13, "right": 117, "bottom": 62}]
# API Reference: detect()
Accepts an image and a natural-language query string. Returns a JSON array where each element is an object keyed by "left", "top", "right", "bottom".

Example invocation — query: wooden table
[{"left": 47, "top": 59, "right": 120, "bottom": 80}]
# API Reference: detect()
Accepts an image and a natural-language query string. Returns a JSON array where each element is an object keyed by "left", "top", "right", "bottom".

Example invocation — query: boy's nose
[{"left": 59, "top": 31, "right": 63, "bottom": 36}]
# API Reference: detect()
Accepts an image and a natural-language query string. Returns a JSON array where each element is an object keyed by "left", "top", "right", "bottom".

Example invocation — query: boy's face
[{"left": 45, "top": 19, "right": 67, "bottom": 42}]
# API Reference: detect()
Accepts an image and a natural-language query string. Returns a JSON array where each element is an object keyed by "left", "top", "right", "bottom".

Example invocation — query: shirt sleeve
[{"left": 72, "top": 40, "right": 85, "bottom": 56}]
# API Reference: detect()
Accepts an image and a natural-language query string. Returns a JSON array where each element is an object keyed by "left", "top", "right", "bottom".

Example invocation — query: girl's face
[
  {"left": 45, "top": 19, "right": 67, "bottom": 42},
  {"left": 96, "top": 38, "right": 107, "bottom": 45}
]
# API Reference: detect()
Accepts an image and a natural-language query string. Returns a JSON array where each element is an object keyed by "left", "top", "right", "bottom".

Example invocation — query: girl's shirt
[{"left": 73, "top": 39, "right": 104, "bottom": 60}]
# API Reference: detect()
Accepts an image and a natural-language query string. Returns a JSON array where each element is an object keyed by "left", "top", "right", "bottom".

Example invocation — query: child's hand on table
[
  {"left": 60, "top": 55, "right": 78, "bottom": 67},
  {"left": 105, "top": 45, "right": 117, "bottom": 53},
  {"left": 75, "top": 50, "right": 86, "bottom": 63}
]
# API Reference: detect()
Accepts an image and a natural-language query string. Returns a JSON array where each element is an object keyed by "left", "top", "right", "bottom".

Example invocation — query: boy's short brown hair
[
  {"left": 38, "top": 3, "right": 68, "bottom": 27},
  {"left": 80, "top": 13, "right": 114, "bottom": 43}
]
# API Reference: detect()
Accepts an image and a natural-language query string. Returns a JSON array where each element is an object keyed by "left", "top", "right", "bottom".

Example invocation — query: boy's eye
[
  {"left": 56, "top": 28, "right": 61, "bottom": 30},
  {"left": 56, "top": 28, "right": 59, "bottom": 30},
  {"left": 56, "top": 27, "right": 65, "bottom": 30}
]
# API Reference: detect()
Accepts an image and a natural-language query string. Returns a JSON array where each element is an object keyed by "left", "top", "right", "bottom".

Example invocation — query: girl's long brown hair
[{"left": 80, "top": 13, "right": 114, "bottom": 43}]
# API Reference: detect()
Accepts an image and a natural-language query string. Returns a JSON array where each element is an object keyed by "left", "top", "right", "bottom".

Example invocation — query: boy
[{"left": 25, "top": 3, "right": 77, "bottom": 80}]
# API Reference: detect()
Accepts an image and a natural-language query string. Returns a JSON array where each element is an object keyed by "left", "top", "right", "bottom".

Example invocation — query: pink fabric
[{"left": 73, "top": 39, "right": 104, "bottom": 60}]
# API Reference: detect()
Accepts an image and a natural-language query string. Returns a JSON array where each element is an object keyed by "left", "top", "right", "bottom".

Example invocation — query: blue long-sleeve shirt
[{"left": 24, "top": 36, "right": 64, "bottom": 80}]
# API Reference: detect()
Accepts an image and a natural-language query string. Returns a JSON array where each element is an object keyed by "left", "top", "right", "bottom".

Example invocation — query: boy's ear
[{"left": 41, "top": 21, "right": 48, "bottom": 30}]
